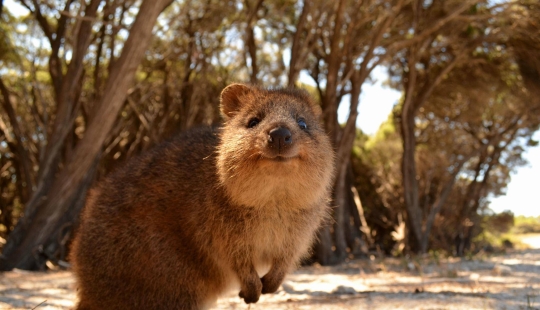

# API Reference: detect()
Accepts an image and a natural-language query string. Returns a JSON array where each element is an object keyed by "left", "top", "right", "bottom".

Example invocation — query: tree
[
  {"left": 0, "top": 0, "right": 173, "bottom": 271},
  {"left": 281, "top": 0, "right": 411, "bottom": 264},
  {"left": 390, "top": 0, "right": 504, "bottom": 252}
]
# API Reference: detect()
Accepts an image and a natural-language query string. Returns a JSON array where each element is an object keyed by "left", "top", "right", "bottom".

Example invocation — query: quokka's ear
[
  {"left": 311, "top": 103, "right": 323, "bottom": 119},
  {"left": 296, "top": 88, "right": 323, "bottom": 119},
  {"left": 220, "top": 83, "right": 252, "bottom": 119}
]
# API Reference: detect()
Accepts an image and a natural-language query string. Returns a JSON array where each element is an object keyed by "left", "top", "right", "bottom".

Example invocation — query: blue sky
[{"left": 489, "top": 131, "right": 540, "bottom": 216}]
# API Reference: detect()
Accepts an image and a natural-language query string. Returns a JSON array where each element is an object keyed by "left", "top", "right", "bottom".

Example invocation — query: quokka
[{"left": 70, "top": 83, "right": 335, "bottom": 309}]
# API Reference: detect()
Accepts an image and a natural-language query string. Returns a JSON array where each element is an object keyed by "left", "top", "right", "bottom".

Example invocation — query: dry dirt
[{"left": 1, "top": 236, "right": 540, "bottom": 310}]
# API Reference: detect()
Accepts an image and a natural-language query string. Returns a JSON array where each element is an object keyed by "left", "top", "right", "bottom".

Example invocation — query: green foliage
[
  {"left": 527, "top": 139, "right": 539, "bottom": 147},
  {"left": 487, "top": 211, "right": 515, "bottom": 234},
  {"left": 473, "top": 212, "right": 540, "bottom": 251},
  {"left": 512, "top": 216, "right": 540, "bottom": 234},
  {"left": 0, "top": 10, "right": 21, "bottom": 66},
  {"left": 364, "top": 113, "right": 399, "bottom": 152}
]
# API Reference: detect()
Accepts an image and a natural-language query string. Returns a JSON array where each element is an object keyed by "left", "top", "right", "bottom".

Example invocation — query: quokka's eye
[
  {"left": 248, "top": 118, "right": 260, "bottom": 128},
  {"left": 297, "top": 118, "right": 307, "bottom": 130}
]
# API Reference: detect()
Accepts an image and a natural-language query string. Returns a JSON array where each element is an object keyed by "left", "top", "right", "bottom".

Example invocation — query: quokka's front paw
[
  {"left": 239, "top": 278, "right": 262, "bottom": 304},
  {"left": 261, "top": 273, "right": 283, "bottom": 294}
]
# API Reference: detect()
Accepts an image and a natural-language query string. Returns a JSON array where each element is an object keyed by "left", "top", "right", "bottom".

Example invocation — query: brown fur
[{"left": 70, "top": 84, "right": 335, "bottom": 309}]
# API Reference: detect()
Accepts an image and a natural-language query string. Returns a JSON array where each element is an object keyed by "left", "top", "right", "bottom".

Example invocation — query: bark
[
  {"left": 0, "top": 157, "right": 14, "bottom": 236},
  {"left": 321, "top": 0, "right": 346, "bottom": 142},
  {"left": 389, "top": 1, "right": 476, "bottom": 52},
  {"left": 420, "top": 160, "right": 466, "bottom": 253},
  {"left": 246, "top": 26, "right": 258, "bottom": 84},
  {"left": 0, "top": 0, "right": 173, "bottom": 271},
  {"left": 400, "top": 108, "right": 423, "bottom": 250},
  {"left": 244, "top": 0, "right": 264, "bottom": 84},
  {"left": 455, "top": 126, "right": 520, "bottom": 255},
  {"left": 179, "top": 26, "right": 196, "bottom": 131},
  {"left": 332, "top": 72, "right": 362, "bottom": 261},
  {"left": 344, "top": 167, "right": 370, "bottom": 255},
  {"left": 335, "top": 0, "right": 406, "bottom": 258},
  {"left": 287, "top": 0, "right": 312, "bottom": 87},
  {"left": 342, "top": 180, "right": 357, "bottom": 253},
  {"left": 314, "top": 225, "right": 335, "bottom": 266},
  {"left": 351, "top": 185, "right": 373, "bottom": 246},
  {"left": 309, "top": 0, "right": 348, "bottom": 265},
  {"left": 314, "top": 0, "right": 405, "bottom": 264},
  {"left": 0, "top": 77, "right": 33, "bottom": 202},
  {"left": 400, "top": 50, "right": 463, "bottom": 253},
  {"left": 92, "top": 1, "right": 118, "bottom": 104},
  {"left": 24, "top": 0, "right": 101, "bottom": 220}
]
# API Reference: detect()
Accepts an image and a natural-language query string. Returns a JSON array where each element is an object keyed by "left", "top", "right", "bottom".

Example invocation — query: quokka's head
[{"left": 216, "top": 83, "right": 334, "bottom": 209}]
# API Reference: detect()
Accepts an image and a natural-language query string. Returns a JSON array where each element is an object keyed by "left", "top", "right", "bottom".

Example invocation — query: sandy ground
[
  {"left": 1, "top": 236, "right": 540, "bottom": 310},
  {"left": 521, "top": 234, "right": 540, "bottom": 249}
]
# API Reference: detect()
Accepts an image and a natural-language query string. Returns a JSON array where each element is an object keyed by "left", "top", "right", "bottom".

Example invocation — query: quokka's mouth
[
  {"left": 260, "top": 154, "right": 300, "bottom": 162},
  {"left": 272, "top": 156, "right": 298, "bottom": 162}
]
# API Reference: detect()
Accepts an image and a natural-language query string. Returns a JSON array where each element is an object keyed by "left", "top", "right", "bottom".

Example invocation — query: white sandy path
[
  {"left": 1, "top": 249, "right": 540, "bottom": 310},
  {"left": 520, "top": 234, "right": 540, "bottom": 249}
]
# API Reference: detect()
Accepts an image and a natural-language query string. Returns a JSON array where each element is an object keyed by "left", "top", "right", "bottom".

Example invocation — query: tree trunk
[
  {"left": 287, "top": 0, "right": 312, "bottom": 87},
  {"left": 331, "top": 71, "right": 363, "bottom": 262},
  {"left": 310, "top": 0, "right": 347, "bottom": 265},
  {"left": 23, "top": 0, "right": 101, "bottom": 222},
  {"left": 419, "top": 165, "right": 463, "bottom": 253},
  {"left": 313, "top": 225, "right": 335, "bottom": 265},
  {"left": 344, "top": 167, "right": 369, "bottom": 255},
  {"left": 244, "top": 0, "right": 264, "bottom": 84},
  {"left": 321, "top": 0, "right": 345, "bottom": 143},
  {"left": 399, "top": 46, "right": 462, "bottom": 253},
  {"left": 0, "top": 0, "right": 172, "bottom": 271}
]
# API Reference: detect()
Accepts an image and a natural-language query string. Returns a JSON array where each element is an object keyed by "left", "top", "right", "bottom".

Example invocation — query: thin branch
[{"left": 390, "top": 0, "right": 476, "bottom": 52}]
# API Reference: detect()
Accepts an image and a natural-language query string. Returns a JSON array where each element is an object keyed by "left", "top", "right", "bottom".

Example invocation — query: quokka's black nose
[{"left": 268, "top": 127, "right": 292, "bottom": 150}]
